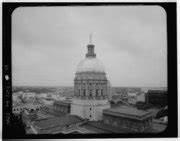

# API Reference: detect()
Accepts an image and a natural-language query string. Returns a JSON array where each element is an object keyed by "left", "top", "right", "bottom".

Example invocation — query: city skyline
[{"left": 12, "top": 6, "right": 167, "bottom": 87}]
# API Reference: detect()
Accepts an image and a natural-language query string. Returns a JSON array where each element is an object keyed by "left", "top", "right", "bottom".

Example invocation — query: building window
[
  {"left": 79, "top": 89, "right": 80, "bottom": 96},
  {"left": 83, "top": 90, "right": 86, "bottom": 96},
  {"left": 96, "top": 90, "right": 98, "bottom": 97},
  {"left": 89, "top": 90, "right": 92, "bottom": 97},
  {"left": 89, "top": 83, "right": 92, "bottom": 86},
  {"left": 101, "top": 89, "right": 103, "bottom": 96},
  {"left": 89, "top": 115, "right": 92, "bottom": 117},
  {"left": 89, "top": 108, "right": 92, "bottom": 110}
]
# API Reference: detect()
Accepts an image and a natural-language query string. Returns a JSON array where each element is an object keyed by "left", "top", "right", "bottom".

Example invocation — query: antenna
[{"left": 90, "top": 33, "right": 92, "bottom": 44}]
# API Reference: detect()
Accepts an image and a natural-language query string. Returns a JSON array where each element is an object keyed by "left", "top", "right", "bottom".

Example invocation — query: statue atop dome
[{"left": 90, "top": 33, "right": 92, "bottom": 44}]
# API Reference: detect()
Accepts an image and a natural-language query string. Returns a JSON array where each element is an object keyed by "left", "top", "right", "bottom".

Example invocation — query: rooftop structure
[
  {"left": 145, "top": 90, "right": 167, "bottom": 107},
  {"left": 80, "top": 121, "right": 135, "bottom": 133},
  {"left": 103, "top": 106, "right": 153, "bottom": 132},
  {"left": 103, "top": 106, "right": 152, "bottom": 121}
]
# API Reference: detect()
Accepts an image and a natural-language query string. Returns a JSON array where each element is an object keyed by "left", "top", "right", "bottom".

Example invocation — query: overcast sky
[{"left": 12, "top": 6, "right": 167, "bottom": 87}]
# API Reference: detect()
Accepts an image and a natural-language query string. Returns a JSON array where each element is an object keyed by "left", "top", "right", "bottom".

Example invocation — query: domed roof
[{"left": 76, "top": 57, "right": 105, "bottom": 73}]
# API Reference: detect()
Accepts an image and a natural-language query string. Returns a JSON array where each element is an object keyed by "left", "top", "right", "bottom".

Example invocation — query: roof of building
[
  {"left": 76, "top": 58, "right": 105, "bottom": 73},
  {"left": 42, "top": 107, "right": 66, "bottom": 117},
  {"left": 33, "top": 115, "right": 84, "bottom": 130},
  {"left": 103, "top": 105, "right": 152, "bottom": 120},
  {"left": 147, "top": 90, "right": 167, "bottom": 94},
  {"left": 81, "top": 121, "right": 135, "bottom": 133},
  {"left": 81, "top": 124, "right": 109, "bottom": 133},
  {"left": 54, "top": 100, "right": 71, "bottom": 105},
  {"left": 69, "top": 131, "right": 84, "bottom": 134},
  {"left": 128, "top": 92, "right": 137, "bottom": 96}
]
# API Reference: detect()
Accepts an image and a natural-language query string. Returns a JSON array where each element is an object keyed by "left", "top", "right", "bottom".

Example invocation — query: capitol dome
[
  {"left": 72, "top": 39, "right": 110, "bottom": 121},
  {"left": 76, "top": 57, "right": 105, "bottom": 73}
]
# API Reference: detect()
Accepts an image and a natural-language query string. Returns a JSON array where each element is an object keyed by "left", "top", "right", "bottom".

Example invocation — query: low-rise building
[
  {"left": 13, "top": 103, "right": 43, "bottom": 114},
  {"left": 103, "top": 106, "right": 153, "bottom": 132},
  {"left": 136, "top": 92, "right": 145, "bottom": 102},
  {"left": 127, "top": 92, "right": 137, "bottom": 105},
  {"left": 30, "top": 115, "right": 84, "bottom": 134},
  {"left": 53, "top": 100, "right": 71, "bottom": 114},
  {"left": 145, "top": 90, "right": 167, "bottom": 107}
]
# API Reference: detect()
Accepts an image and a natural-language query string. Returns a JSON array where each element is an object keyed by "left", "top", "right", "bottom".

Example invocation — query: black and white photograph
[{"left": 2, "top": 2, "right": 177, "bottom": 138}]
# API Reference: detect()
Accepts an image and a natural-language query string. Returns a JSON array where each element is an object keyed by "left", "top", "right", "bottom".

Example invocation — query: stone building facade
[
  {"left": 145, "top": 90, "right": 167, "bottom": 107},
  {"left": 53, "top": 100, "right": 71, "bottom": 114},
  {"left": 103, "top": 106, "right": 153, "bottom": 132}
]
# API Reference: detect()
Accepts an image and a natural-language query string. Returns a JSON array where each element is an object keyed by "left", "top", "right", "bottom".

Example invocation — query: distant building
[
  {"left": 128, "top": 91, "right": 146, "bottom": 105},
  {"left": 53, "top": 100, "right": 71, "bottom": 114},
  {"left": 136, "top": 92, "right": 145, "bottom": 102},
  {"left": 103, "top": 106, "right": 153, "bottom": 132},
  {"left": 127, "top": 92, "right": 137, "bottom": 105},
  {"left": 13, "top": 103, "right": 43, "bottom": 114},
  {"left": 43, "top": 98, "right": 54, "bottom": 105},
  {"left": 145, "top": 90, "right": 167, "bottom": 107}
]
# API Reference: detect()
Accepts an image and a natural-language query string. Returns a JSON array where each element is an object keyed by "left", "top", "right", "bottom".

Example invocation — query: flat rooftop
[
  {"left": 54, "top": 100, "right": 72, "bottom": 105},
  {"left": 103, "top": 106, "right": 152, "bottom": 120},
  {"left": 80, "top": 121, "right": 135, "bottom": 133},
  {"left": 33, "top": 115, "right": 84, "bottom": 130}
]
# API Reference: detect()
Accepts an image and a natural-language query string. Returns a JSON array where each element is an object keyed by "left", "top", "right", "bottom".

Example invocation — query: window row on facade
[{"left": 76, "top": 89, "right": 105, "bottom": 97}]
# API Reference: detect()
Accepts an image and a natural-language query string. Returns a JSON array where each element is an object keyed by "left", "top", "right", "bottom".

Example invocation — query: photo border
[{"left": 2, "top": 2, "right": 177, "bottom": 139}]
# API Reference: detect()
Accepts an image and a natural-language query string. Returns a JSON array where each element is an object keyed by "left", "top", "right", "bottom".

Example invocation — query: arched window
[{"left": 96, "top": 89, "right": 98, "bottom": 97}]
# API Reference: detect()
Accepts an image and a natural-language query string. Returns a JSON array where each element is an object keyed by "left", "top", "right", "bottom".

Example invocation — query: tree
[{"left": 8, "top": 114, "right": 26, "bottom": 135}]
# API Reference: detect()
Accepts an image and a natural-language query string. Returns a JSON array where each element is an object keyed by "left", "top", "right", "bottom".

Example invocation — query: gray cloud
[{"left": 12, "top": 6, "right": 167, "bottom": 87}]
